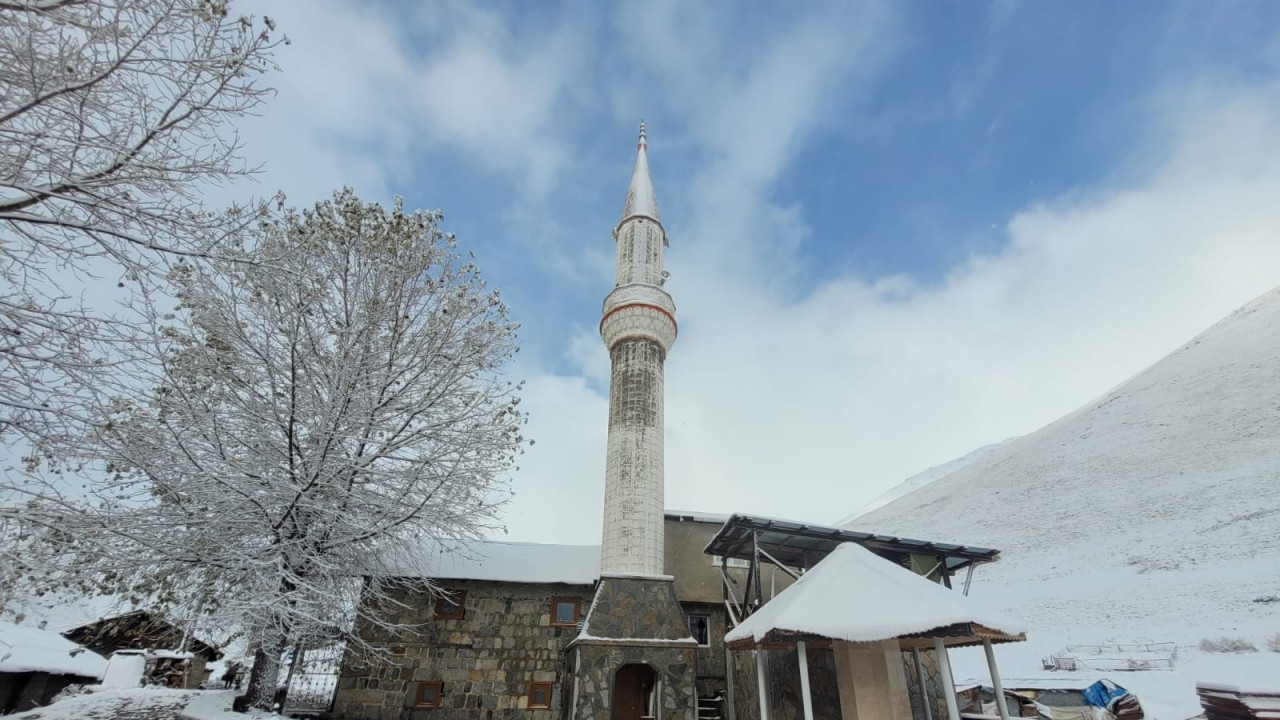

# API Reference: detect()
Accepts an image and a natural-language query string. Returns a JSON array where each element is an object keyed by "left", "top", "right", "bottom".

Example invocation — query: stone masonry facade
[
  {"left": 332, "top": 580, "right": 594, "bottom": 720},
  {"left": 570, "top": 575, "right": 699, "bottom": 720}
]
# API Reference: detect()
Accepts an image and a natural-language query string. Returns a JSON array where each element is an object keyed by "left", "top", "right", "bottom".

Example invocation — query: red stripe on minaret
[{"left": 599, "top": 302, "right": 678, "bottom": 341}]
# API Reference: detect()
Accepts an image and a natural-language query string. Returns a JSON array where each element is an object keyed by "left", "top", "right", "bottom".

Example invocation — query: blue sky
[{"left": 236, "top": 1, "right": 1280, "bottom": 544}]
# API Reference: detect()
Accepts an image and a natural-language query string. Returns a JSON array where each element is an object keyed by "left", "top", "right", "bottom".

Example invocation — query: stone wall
[
  {"left": 726, "top": 645, "right": 839, "bottom": 720},
  {"left": 685, "top": 602, "right": 727, "bottom": 690},
  {"left": 331, "top": 580, "right": 593, "bottom": 720},
  {"left": 570, "top": 575, "right": 698, "bottom": 719},
  {"left": 902, "top": 648, "right": 947, "bottom": 720},
  {"left": 570, "top": 644, "right": 697, "bottom": 720}
]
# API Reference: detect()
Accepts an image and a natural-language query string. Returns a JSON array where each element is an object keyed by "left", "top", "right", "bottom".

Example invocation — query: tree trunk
[{"left": 244, "top": 634, "right": 286, "bottom": 711}]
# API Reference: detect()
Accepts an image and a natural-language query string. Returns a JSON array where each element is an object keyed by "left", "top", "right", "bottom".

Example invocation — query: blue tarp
[{"left": 1082, "top": 680, "right": 1128, "bottom": 708}]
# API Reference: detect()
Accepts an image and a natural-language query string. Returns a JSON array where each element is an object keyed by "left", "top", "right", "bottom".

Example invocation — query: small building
[
  {"left": 0, "top": 622, "right": 105, "bottom": 714},
  {"left": 725, "top": 541, "right": 1025, "bottom": 720},
  {"left": 61, "top": 610, "right": 221, "bottom": 689}
]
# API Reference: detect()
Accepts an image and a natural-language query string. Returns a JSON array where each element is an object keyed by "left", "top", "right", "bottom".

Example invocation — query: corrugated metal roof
[{"left": 702, "top": 513, "right": 1000, "bottom": 572}]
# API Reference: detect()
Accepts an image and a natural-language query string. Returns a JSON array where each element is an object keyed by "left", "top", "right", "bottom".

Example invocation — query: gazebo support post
[
  {"left": 797, "top": 641, "right": 814, "bottom": 720},
  {"left": 933, "top": 637, "right": 961, "bottom": 720},
  {"left": 755, "top": 648, "right": 771, "bottom": 720},
  {"left": 912, "top": 647, "right": 933, "bottom": 720},
  {"left": 983, "top": 639, "right": 1011, "bottom": 720}
]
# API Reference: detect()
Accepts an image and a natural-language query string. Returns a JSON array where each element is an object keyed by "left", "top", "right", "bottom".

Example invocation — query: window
[
  {"left": 413, "top": 681, "right": 443, "bottom": 708},
  {"left": 687, "top": 613, "right": 710, "bottom": 646},
  {"left": 550, "top": 597, "right": 580, "bottom": 627},
  {"left": 434, "top": 590, "right": 466, "bottom": 620},
  {"left": 710, "top": 554, "right": 750, "bottom": 569},
  {"left": 528, "top": 681, "right": 553, "bottom": 709}
]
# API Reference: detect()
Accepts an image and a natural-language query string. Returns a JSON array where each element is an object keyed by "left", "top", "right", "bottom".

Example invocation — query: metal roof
[{"left": 702, "top": 513, "right": 1000, "bottom": 574}]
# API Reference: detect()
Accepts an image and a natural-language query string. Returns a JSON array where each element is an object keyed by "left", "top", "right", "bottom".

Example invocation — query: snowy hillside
[
  {"left": 847, "top": 287, "right": 1280, "bottom": 719},
  {"left": 834, "top": 439, "right": 1013, "bottom": 525}
]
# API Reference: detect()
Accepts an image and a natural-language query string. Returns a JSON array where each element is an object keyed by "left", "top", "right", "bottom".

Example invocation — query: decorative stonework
[{"left": 599, "top": 301, "right": 677, "bottom": 353}]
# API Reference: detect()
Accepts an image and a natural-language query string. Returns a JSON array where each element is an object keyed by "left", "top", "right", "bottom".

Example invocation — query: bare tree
[
  {"left": 0, "top": 0, "right": 279, "bottom": 445},
  {"left": 78, "top": 191, "right": 525, "bottom": 709}
]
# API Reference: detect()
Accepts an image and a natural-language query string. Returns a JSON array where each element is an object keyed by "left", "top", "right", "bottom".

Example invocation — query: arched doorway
[{"left": 611, "top": 663, "right": 657, "bottom": 720}]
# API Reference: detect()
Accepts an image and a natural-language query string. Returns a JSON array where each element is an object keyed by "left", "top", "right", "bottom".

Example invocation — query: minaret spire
[{"left": 621, "top": 120, "right": 661, "bottom": 224}]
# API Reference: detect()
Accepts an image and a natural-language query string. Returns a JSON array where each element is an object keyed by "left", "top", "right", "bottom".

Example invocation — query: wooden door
[{"left": 612, "top": 664, "right": 655, "bottom": 720}]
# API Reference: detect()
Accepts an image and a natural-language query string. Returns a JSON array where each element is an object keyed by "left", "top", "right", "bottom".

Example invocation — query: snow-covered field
[{"left": 848, "top": 288, "right": 1280, "bottom": 719}]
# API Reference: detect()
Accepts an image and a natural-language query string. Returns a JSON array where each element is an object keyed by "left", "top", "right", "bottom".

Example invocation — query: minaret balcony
[{"left": 600, "top": 284, "right": 677, "bottom": 353}]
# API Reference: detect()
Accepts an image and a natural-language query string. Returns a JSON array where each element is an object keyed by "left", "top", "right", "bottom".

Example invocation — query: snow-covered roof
[
  {"left": 0, "top": 621, "right": 107, "bottom": 678},
  {"left": 9, "top": 592, "right": 144, "bottom": 634},
  {"left": 387, "top": 540, "right": 601, "bottom": 585},
  {"left": 725, "top": 542, "right": 1026, "bottom": 648},
  {"left": 665, "top": 510, "right": 731, "bottom": 524}
]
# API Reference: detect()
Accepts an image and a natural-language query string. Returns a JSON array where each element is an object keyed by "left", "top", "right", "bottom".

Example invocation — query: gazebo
[{"left": 725, "top": 542, "right": 1026, "bottom": 720}]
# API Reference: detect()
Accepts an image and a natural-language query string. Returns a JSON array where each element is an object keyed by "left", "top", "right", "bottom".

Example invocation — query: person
[{"left": 221, "top": 662, "right": 241, "bottom": 689}]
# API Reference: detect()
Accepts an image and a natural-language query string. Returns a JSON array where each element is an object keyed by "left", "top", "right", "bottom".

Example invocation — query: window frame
[
  {"left": 434, "top": 590, "right": 467, "bottom": 620},
  {"left": 413, "top": 681, "right": 444, "bottom": 709},
  {"left": 528, "top": 681, "right": 554, "bottom": 710},
  {"left": 549, "top": 596, "right": 581, "bottom": 627},
  {"left": 687, "top": 613, "right": 711, "bottom": 647},
  {"left": 710, "top": 554, "right": 750, "bottom": 569}
]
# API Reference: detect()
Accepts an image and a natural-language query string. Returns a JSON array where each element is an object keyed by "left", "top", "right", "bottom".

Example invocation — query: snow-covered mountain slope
[
  {"left": 835, "top": 439, "right": 1014, "bottom": 525},
  {"left": 847, "top": 287, "right": 1280, "bottom": 718}
]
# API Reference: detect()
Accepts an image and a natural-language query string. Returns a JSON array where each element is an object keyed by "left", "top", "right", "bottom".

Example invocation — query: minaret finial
[{"left": 638, "top": 119, "right": 646, "bottom": 147}]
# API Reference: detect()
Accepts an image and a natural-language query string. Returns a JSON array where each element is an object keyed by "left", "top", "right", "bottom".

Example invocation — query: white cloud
[{"left": 233, "top": 0, "right": 584, "bottom": 205}]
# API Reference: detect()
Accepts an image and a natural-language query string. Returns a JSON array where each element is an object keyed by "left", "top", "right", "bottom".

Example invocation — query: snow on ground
[
  {"left": 5, "top": 687, "right": 284, "bottom": 720},
  {"left": 846, "top": 287, "right": 1280, "bottom": 719},
  {"left": 4, "top": 687, "right": 195, "bottom": 720},
  {"left": 0, "top": 622, "right": 106, "bottom": 678}
]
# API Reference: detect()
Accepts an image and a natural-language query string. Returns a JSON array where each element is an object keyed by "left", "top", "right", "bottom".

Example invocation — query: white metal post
[
  {"left": 983, "top": 640, "right": 1011, "bottom": 720},
  {"left": 797, "top": 641, "right": 814, "bottom": 720},
  {"left": 912, "top": 647, "right": 934, "bottom": 720},
  {"left": 933, "top": 637, "right": 961, "bottom": 720},
  {"left": 755, "top": 649, "right": 771, "bottom": 720}
]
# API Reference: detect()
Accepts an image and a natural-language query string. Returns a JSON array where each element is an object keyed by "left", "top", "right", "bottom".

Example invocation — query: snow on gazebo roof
[
  {"left": 725, "top": 542, "right": 1025, "bottom": 649},
  {"left": 0, "top": 622, "right": 107, "bottom": 678}
]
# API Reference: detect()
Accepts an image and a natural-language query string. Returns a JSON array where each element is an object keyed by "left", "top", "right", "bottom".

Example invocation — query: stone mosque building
[{"left": 328, "top": 126, "right": 1016, "bottom": 720}]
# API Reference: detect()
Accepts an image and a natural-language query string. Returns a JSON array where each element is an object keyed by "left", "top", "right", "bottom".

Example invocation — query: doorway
[{"left": 611, "top": 664, "right": 657, "bottom": 720}]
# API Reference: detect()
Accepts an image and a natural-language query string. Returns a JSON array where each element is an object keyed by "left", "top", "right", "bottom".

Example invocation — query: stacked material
[{"left": 1197, "top": 683, "right": 1280, "bottom": 720}]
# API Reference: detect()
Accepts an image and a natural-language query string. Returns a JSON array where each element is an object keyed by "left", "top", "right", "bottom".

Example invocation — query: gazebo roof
[
  {"left": 724, "top": 542, "right": 1026, "bottom": 650},
  {"left": 703, "top": 513, "right": 999, "bottom": 573}
]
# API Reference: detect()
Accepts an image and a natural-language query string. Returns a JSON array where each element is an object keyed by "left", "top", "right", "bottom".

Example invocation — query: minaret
[
  {"left": 598, "top": 121, "right": 677, "bottom": 575},
  {"left": 569, "top": 124, "right": 697, "bottom": 720}
]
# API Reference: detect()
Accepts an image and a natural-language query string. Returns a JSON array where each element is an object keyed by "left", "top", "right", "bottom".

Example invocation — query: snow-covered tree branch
[
  {"left": 0, "top": 0, "right": 279, "bottom": 445},
  {"left": 69, "top": 190, "right": 525, "bottom": 709}
]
